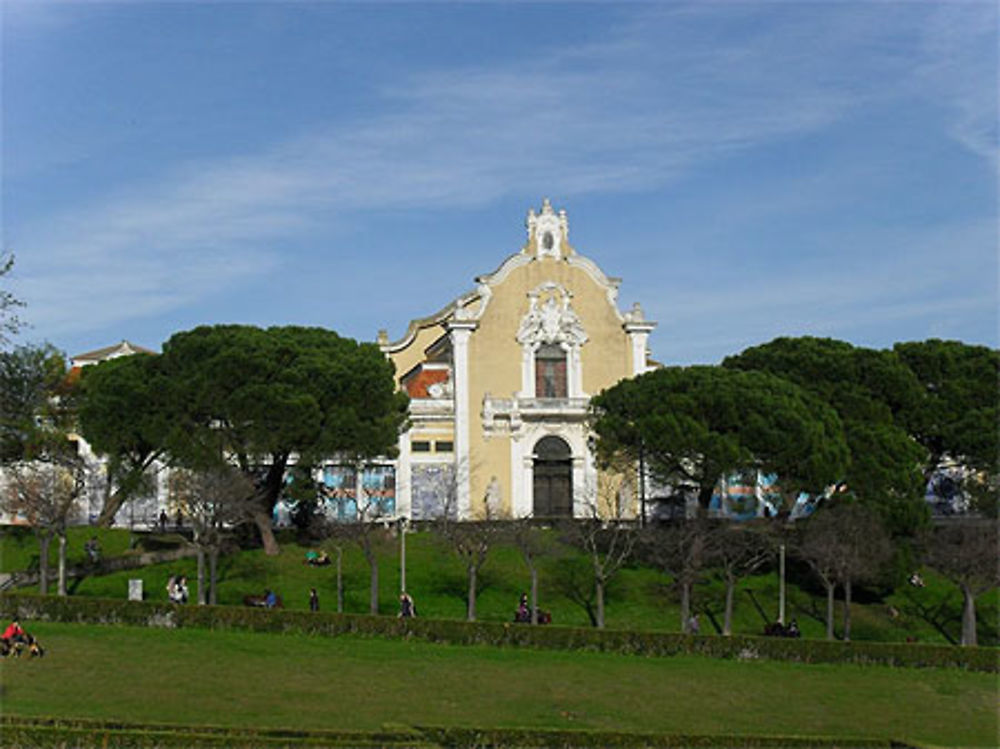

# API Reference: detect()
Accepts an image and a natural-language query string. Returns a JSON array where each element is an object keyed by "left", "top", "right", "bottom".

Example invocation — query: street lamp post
[
  {"left": 778, "top": 543, "right": 786, "bottom": 626},
  {"left": 399, "top": 517, "right": 408, "bottom": 593}
]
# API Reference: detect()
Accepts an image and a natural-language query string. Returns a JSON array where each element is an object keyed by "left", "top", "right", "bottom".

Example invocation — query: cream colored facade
[{"left": 381, "top": 200, "right": 656, "bottom": 521}]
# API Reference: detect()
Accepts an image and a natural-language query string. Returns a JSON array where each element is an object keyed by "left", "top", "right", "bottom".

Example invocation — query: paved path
[{"left": 0, "top": 546, "right": 199, "bottom": 591}]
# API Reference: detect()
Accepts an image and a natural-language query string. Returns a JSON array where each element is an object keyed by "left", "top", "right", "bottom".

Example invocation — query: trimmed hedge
[
  {"left": 0, "top": 716, "right": 922, "bottom": 749},
  {"left": 0, "top": 715, "right": 427, "bottom": 748},
  {"left": 2, "top": 592, "right": 996, "bottom": 673}
]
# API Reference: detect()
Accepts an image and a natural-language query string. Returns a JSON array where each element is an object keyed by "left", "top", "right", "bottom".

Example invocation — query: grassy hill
[
  {"left": 1, "top": 525, "right": 995, "bottom": 644},
  {"left": 4, "top": 621, "right": 998, "bottom": 747}
]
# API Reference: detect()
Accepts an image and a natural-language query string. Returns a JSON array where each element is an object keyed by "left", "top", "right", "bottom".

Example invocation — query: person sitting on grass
[
  {"left": 2, "top": 619, "right": 26, "bottom": 643},
  {"left": 1, "top": 620, "right": 43, "bottom": 658},
  {"left": 265, "top": 589, "right": 278, "bottom": 609},
  {"left": 305, "top": 550, "right": 331, "bottom": 566},
  {"left": 515, "top": 593, "right": 530, "bottom": 623}
]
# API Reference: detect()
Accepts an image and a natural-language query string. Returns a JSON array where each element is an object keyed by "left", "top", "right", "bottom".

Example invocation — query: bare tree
[
  {"left": 321, "top": 543, "right": 345, "bottom": 613},
  {"left": 707, "top": 521, "right": 774, "bottom": 636},
  {"left": 897, "top": 585, "right": 962, "bottom": 646},
  {"left": 559, "top": 469, "right": 638, "bottom": 629},
  {"left": 2, "top": 459, "right": 84, "bottom": 595},
  {"left": 642, "top": 518, "right": 711, "bottom": 633},
  {"left": 437, "top": 476, "right": 499, "bottom": 621},
  {"left": 426, "top": 460, "right": 505, "bottom": 622},
  {"left": 168, "top": 465, "right": 253, "bottom": 605},
  {"left": 0, "top": 252, "right": 25, "bottom": 348},
  {"left": 325, "top": 469, "right": 394, "bottom": 615},
  {"left": 507, "top": 517, "right": 557, "bottom": 625},
  {"left": 798, "top": 503, "right": 892, "bottom": 641},
  {"left": 924, "top": 521, "right": 999, "bottom": 646}
]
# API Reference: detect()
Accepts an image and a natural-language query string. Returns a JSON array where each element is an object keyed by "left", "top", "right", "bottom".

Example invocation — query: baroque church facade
[{"left": 382, "top": 199, "right": 656, "bottom": 521}]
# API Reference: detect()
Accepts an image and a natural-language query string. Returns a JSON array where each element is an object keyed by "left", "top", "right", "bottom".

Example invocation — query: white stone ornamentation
[
  {"left": 427, "top": 375, "right": 453, "bottom": 399},
  {"left": 516, "top": 284, "right": 588, "bottom": 347},
  {"left": 526, "top": 198, "right": 569, "bottom": 260}
]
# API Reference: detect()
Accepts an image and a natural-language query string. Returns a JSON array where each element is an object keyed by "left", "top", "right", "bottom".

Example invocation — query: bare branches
[
  {"left": 923, "top": 521, "right": 999, "bottom": 646},
  {"left": 797, "top": 503, "right": 892, "bottom": 640},
  {"left": 323, "top": 474, "right": 396, "bottom": 615},
  {"left": 557, "top": 468, "right": 638, "bottom": 628},
  {"left": 168, "top": 465, "right": 255, "bottom": 604},
  {"left": 1, "top": 459, "right": 85, "bottom": 595},
  {"left": 506, "top": 516, "right": 558, "bottom": 625},
  {"left": 0, "top": 252, "right": 25, "bottom": 349},
  {"left": 641, "top": 518, "right": 711, "bottom": 633},
  {"left": 706, "top": 522, "right": 774, "bottom": 635}
]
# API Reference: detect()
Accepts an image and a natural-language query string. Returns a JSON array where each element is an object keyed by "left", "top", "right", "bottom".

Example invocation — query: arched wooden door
[{"left": 533, "top": 436, "right": 572, "bottom": 518}]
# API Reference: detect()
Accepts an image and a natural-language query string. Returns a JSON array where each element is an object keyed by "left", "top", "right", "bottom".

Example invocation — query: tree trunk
[
  {"left": 196, "top": 548, "right": 207, "bottom": 605},
  {"left": 595, "top": 577, "right": 605, "bottom": 629},
  {"left": 57, "top": 533, "right": 67, "bottom": 596},
  {"left": 530, "top": 566, "right": 539, "bottom": 626},
  {"left": 697, "top": 484, "right": 715, "bottom": 516},
  {"left": 251, "top": 509, "right": 280, "bottom": 556},
  {"left": 960, "top": 583, "right": 978, "bottom": 647},
  {"left": 251, "top": 456, "right": 288, "bottom": 556},
  {"left": 842, "top": 578, "right": 852, "bottom": 642},
  {"left": 368, "top": 553, "right": 379, "bottom": 615},
  {"left": 680, "top": 580, "right": 691, "bottom": 633},
  {"left": 723, "top": 577, "right": 735, "bottom": 636},
  {"left": 825, "top": 580, "right": 835, "bottom": 641},
  {"left": 467, "top": 563, "right": 477, "bottom": 621},
  {"left": 38, "top": 533, "right": 51, "bottom": 595},
  {"left": 209, "top": 548, "right": 219, "bottom": 605},
  {"left": 97, "top": 488, "right": 127, "bottom": 527}
]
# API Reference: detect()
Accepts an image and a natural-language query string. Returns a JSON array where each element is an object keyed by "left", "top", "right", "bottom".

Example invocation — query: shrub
[
  {"left": 1, "top": 715, "right": 918, "bottom": 748},
  {"left": 1, "top": 592, "right": 995, "bottom": 672}
]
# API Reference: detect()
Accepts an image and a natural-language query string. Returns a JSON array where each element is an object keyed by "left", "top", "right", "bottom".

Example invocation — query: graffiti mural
[
  {"left": 707, "top": 470, "right": 825, "bottom": 521},
  {"left": 322, "top": 465, "right": 358, "bottom": 521},
  {"left": 319, "top": 464, "right": 395, "bottom": 521},
  {"left": 360, "top": 465, "right": 396, "bottom": 517},
  {"left": 925, "top": 464, "right": 972, "bottom": 516}
]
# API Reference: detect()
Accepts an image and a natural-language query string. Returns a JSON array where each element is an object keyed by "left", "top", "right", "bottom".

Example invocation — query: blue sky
[{"left": 3, "top": 1, "right": 996, "bottom": 365}]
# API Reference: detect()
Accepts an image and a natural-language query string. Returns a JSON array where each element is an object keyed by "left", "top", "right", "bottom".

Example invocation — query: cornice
[{"left": 380, "top": 291, "right": 479, "bottom": 354}]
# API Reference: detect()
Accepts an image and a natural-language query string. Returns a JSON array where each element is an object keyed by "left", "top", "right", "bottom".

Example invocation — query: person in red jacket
[{"left": 2, "top": 619, "right": 26, "bottom": 642}]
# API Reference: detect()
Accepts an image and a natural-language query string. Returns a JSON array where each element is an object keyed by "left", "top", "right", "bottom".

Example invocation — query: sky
[{"left": 2, "top": 0, "right": 997, "bottom": 365}]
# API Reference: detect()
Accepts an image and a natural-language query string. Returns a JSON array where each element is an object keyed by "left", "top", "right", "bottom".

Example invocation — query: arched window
[{"left": 535, "top": 344, "right": 567, "bottom": 398}]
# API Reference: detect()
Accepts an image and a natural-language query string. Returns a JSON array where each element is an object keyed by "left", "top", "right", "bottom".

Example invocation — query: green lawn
[
  {"left": 0, "top": 526, "right": 139, "bottom": 574},
  {"left": 3, "top": 526, "right": 996, "bottom": 645},
  {"left": 2, "top": 621, "right": 997, "bottom": 747}
]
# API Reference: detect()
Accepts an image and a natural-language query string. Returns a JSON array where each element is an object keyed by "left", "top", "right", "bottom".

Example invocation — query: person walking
[
  {"left": 309, "top": 588, "right": 320, "bottom": 612},
  {"left": 398, "top": 592, "right": 416, "bottom": 618},
  {"left": 688, "top": 613, "right": 700, "bottom": 635}
]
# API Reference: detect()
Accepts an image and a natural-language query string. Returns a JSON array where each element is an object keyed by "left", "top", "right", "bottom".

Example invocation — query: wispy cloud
[
  {"left": 914, "top": 2, "right": 999, "bottom": 169},
  {"left": 9, "top": 3, "right": 995, "bottom": 344}
]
